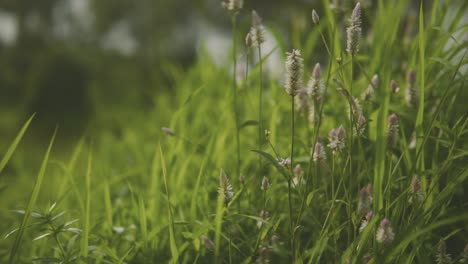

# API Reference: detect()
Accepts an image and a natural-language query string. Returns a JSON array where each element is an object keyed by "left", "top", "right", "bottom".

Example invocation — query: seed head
[
  {"left": 363, "top": 74, "right": 378, "bottom": 101},
  {"left": 285, "top": 49, "right": 304, "bottom": 96},
  {"left": 307, "top": 63, "right": 325, "bottom": 98},
  {"left": 312, "top": 9, "right": 320, "bottom": 25},
  {"left": 261, "top": 176, "right": 270, "bottom": 191},
  {"left": 406, "top": 69, "right": 419, "bottom": 107},
  {"left": 221, "top": 0, "right": 243, "bottom": 11},
  {"left": 278, "top": 157, "right": 291, "bottom": 168},
  {"left": 250, "top": 11, "right": 265, "bottom": 47},
  {"left": 387, "top": 113, "right": 399, "bottom": 148},
  {"left": 348, "top": 97, "right": 363, "bottom": 126},
  {"left": 435, "top": 239, "right": 452, "bottom": 264},
  {"left": 313, "top": 142, "right": 327, "bottom": 162},
  {"left": 358, "top": 184, "right": 373, "bottom": 215},
  {"left": 295, "top": 88, "right": 310, "bottom": 115},
  {"left": 359, "top": 210, "right": 373, "bottom": 233},
  {"left": 201, "top": 235, "right": 215, "bottom": 251},
  {"left": 355, "top": 115, "right": 367, "bottom": 138},
  {"left": 328, "top": 125, "right": 346, "bottom": 154},
  {"left": 218, "top": 170, "right": 234, "bottom": 205},
  {"left": 376, "top": 218, "right": 395, "bottom": 245},
  {"left": 390, "top": 79, "right": 400, "bottom": 93},
  {"left": 257, "top": 210, "right": 270, "bottom": 229},
  {"left": 409, "top": 176, "right": 424, "bottom": 204},
  {"left": 293, "top": 164, "right": 304, "bottom": 179},
  {"left": 162, "top": 127, "right": 175, "bottom": 136},
  {"left": 346, "top": 3, "right": 362, "bottom": 55}
]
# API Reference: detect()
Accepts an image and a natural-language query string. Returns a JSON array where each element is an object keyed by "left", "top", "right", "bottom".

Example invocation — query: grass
[{"left": 1, "top": 0, "right": 467, "bottom": 263}]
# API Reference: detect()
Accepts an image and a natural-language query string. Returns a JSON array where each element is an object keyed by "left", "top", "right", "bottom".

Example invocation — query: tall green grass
[{"left": 1, "top": 1, "right": 467, "bottom": 263}]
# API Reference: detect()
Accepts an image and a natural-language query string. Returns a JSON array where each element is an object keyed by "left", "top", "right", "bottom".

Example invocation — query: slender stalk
[
  {"left": 231, "top": 14, "right": 241, "bottom": 180},
  {"left": 258, "top": 45, "right": 264, "bottom": 174},
  {"left": 288, "top": 97, "right": 296, "bottom": 260}
]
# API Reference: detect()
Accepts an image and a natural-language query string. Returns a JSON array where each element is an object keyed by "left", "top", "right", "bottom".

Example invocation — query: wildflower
[
  {"left": 390, "top": 79, "right": 400, "bottom": 93},
  {"left": 312, "top": 9, "right": 320, "bottom": 25},
  {"left": 261, "top": 176, "right": 270, "bottom": 191},
  {"left": 355, "top": 114, "right": 367, "bottom": 137},
  {"left": 313, "top": 142, "right": 327, "bottom": 162},
  {"left": 328, "top": 125, "right": 346, "bottom": 154},
  {"left": 359, "top": 211, "right": 373, "bottom": 233},
  {"left": 293, "top": 164, "right": 304, "bottom": 179},
  {"left": 346, "top": 2, "right": 362, "bottom": 55},
  {"left": 348, "top": 96, "right": 363, "bottom": 121},
  {"left": 307, "top": 63, "right": 325, "bottom": 98},
  {"left": 376, "top": 218, "right": 395, "bottom": 245},
  {"left": 358, "top": 184, "right": 373, "bottom": 215},
  {"left": 409, "top": 176, "right": 424, "bottom": 204},
  {"left": 362, "top": 74, "right": 378, "bottom": 101},
  {"left": 221, "top": 0, "right": 243, "bottom": 11},
  {"left": 406, "top": 69, "right": 419, "bottom": 107},
  {"left": 295, "top": 88, "right": 310, "bottom": 115},
  {"left": 285, "top": 49, "right": 304, "bottom": 96},
  {"left": 162, "top": 127, "right": 175, "bottom": 136},
  {"left": 218, "top": 170, "right": 234, "bottom": 205},
  {"left": 278, "top": 157, "right": 291, "bottom": 168},
  {"left": 201, "top": 235, "right": 215, "bottom": 251},
  {"left": 250, "top": 11, "right": 265, "bottom": 47},
  {"left": 387, "top": 114, "right": 399, "bottom": 148},
  {"left": 308, "top": 102, "right": 319, "bottom": 124},
  {"left": 257, "top": 210, "right": 269, "bottom": 229},
  {"left": 435, "top": 239, "right": 452, "bottom": 264}
]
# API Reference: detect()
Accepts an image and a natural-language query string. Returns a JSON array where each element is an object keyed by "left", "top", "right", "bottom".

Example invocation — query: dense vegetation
[{"left": 1, "top": 0, "right": 467, "bottom": 263}]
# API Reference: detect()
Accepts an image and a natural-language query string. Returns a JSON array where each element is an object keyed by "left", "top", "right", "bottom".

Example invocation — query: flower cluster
[
  {"left": 346, "top": 3, "right": 362, "bottom": 55},
  {"left": 285, "top": 49, "right": 304, "bottom": 96}
]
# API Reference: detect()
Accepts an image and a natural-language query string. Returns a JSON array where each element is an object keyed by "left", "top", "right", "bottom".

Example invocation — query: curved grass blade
[
  {"left": 8, "top": 127, "right": 57, "bottom": 264},
  {"left": 0, "top": 114, "right": 35, "bottom": 175}
]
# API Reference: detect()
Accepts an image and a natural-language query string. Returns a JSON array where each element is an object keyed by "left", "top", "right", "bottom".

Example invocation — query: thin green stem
[
  {"left": 258, "top": 45, "right": 264, "bottom": 175},
  {"left": 288, "top": 97, "right": 296, "bottom": 260},
  {"left": 231, "top": 14, "right": 241, "bottom": 180}
]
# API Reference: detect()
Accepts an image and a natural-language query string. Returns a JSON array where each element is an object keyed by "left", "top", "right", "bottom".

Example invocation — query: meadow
[{"left": 0, "top": 0, "right": 467, "bottom": 263}]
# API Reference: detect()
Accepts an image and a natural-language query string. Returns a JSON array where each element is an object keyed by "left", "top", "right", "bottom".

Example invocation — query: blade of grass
[
  {"left": 0, "top": 114, "right": 35, "bottom": 175},
  {"left": 159, "top": 144, "right": 179, "bottom": 263},
  {"left": 81, "top": 147, "right": 92, "bottom": 260},
  {"left": 8, "top": 127, "right": 56, "bottom": 264}
]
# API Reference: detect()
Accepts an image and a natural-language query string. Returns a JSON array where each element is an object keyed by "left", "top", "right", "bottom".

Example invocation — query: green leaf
[{"left": 0, "top": 114, "right": 35, "bottom": 175}]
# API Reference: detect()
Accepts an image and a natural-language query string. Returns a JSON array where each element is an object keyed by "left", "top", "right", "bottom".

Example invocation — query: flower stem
[
  {"left": 288, "top": 97, "right": 296, "bottom": 260},
  {"left": 231, "top": 14, "right": 241, "bottom": 180},
  {"left": 258, "top": 45, "right": 263, "bottom": 174}
]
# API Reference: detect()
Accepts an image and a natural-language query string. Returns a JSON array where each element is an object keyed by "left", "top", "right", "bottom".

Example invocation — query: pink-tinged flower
[
  {"left": 358, "top": 184, "right": 373, "bottom": 215},
  {"left": 261, "top": 176, "right": 270, "bottom": 191},
  {"left": 313, "top": 142, "right": 327, "bottom": 162},
  {"left": 359, "top": 210, "right": 374, "bottom": 233},
  {"left": 387, "top": 113, "right": 399, "bottom": 148},
  {"left": 328, "top": 125, "right": 346, "bottom": 154},
  {"left": 285, "top": 49, "right": 304, "bottom": 96},
  {"left": 376, "top": 218, "right": 395, "bottom": 245}
]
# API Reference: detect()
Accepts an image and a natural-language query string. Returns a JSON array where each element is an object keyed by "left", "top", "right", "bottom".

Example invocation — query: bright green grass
[{"left": 1, "top": 1, "right": 467, "bottom": 263}]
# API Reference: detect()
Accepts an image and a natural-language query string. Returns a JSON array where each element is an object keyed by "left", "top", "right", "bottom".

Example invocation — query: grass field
[{"left": 1, "top": 0, "right": 467, "bottom": 263}]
